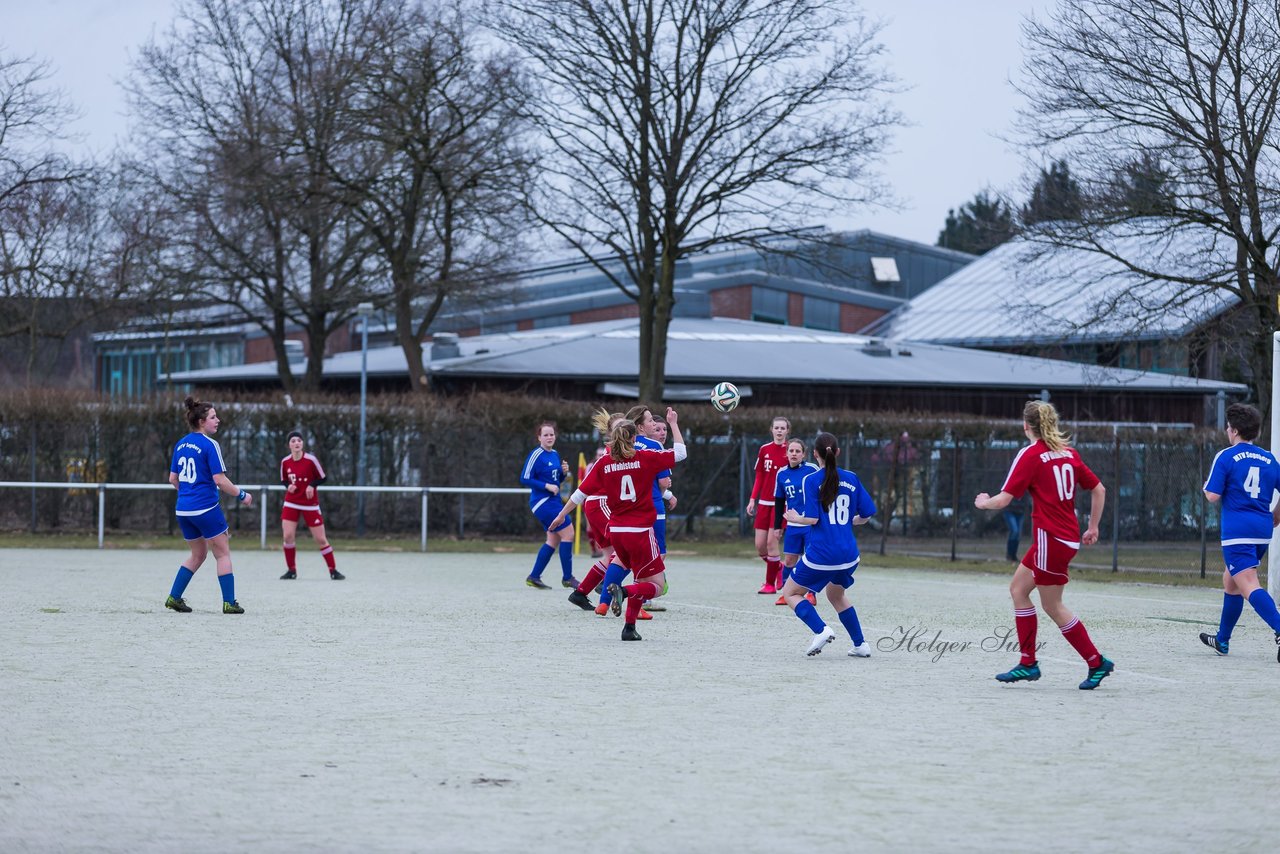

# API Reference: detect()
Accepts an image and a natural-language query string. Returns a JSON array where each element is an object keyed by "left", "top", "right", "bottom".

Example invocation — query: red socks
[
  {"left": 1014, "top": 607, "right": 1037, "bottom": 665},
  {"left": 1060, "top": 617, "right": 1101, "bottom": 668},
  {"left": 283, "top": 543, "right": 297, "bottom": 571},
  {"left": 578, "top": 562, "right": 607, "bottom": 595},
  {"left": 767, "top": 558, "right": 782, "bottom": 588},
  {"left": 624, "top": 582, "right": 660, "bottom": 622},
  {"left": 320, "top": 545, "right": 336, "bottom": 570}
]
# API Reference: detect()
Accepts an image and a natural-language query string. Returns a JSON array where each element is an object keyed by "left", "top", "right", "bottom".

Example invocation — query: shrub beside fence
[{"left": 0, "top": 390, "right": 1226, "bottom": 575}]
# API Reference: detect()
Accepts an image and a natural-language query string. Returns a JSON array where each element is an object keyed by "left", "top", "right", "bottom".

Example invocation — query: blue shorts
[
  {"left": 531, "top": 496, "right": 572, "bottom": 533},
  {"left": 790, "top": 559, "right": 857, "bottom": 593},
  {"left": 653, "top": 518, "right": 667, "bottom": 555},
  {"left": 782, "top": 526, "right": 807, "bottom": 556},
  {"left": 1223, "top": 543, "right": 1268, "bottom": 575},
  {"left": 177, "top": 505, "right": 229, "bottom": 541}
]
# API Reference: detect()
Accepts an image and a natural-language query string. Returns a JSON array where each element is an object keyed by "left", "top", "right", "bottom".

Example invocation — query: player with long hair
[
  {"left": 975, "top": 400, "right": 1115, "bottom": 689},
  {"left": 550, "top": 408, "right": 687, "bottom": 641},
  {"left": 779, "top": 432, "right": 877, "bottom": 657},
  {"left": 519, "top": 420, "right": 576, "bottom": 590},
  {"left": 748, "top": 416, "right": 791, "bottom": 593},
  {"left": 593, "top": 404, "right": 671, "bottom": 618},
  {"left": 279, "top": 431, "right": 344, "bottom": 580},
  {"left": 1198, "top": 403, "right": 1280, "bottom": 661},
  {"left": 771, "top": 437, "right": 819, "bottom": 606},
  {"left": 564, "top": 410, "right": 627, "bottom": 615},
  {"left": 164, "top": 396, "right": 252, "bottom": 614}
]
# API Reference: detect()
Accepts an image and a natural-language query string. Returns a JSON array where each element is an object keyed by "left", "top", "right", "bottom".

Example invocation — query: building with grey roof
[
  {"left": 165, "top": 316, "right": 1246, "bottom": 425},
  {"left": 94, "top": 229, "right": 973, "bottom": 396},
  {"left": 865, "top": 225, "right": 1242, "bottom": 378}
]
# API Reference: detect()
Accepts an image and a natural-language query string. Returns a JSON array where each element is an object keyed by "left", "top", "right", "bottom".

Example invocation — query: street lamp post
[{"left": 356, "top": 302, "right": 373, "bottom": 537}]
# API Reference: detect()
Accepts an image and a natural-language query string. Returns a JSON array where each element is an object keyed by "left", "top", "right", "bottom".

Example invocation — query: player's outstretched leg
[
  {"left": 995, "top": 661, "right": 1041, "bottom": 683},
  {"left": 1201, "top": 592, "right": 1243, "bottom": 655},
  {"left": 788, "top": 584, "right": 833, "bottom": 655},
  {"left": 526, "top": 541, "right": 555, "bottom": 589},
  {"left": 1078, "top": 657, "right": 1114, "bottom": 690}
]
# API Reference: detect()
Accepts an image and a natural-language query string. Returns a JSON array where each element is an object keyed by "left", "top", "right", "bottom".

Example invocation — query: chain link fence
[{"left": 0, "top": 391, "right": 1232, "bottom": 576}]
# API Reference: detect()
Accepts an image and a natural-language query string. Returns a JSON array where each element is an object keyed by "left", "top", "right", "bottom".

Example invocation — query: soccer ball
[{"left": 711, "top": 381, "right": 740, "bottom": 413}]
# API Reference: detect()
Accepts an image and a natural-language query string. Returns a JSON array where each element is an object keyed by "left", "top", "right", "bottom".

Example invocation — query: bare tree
[
  {"left": 0, "top": 53, "right": 86, "bottom": 220},
  {"left": 127, "top": 0, "right": 387, "bottom": 390},
  {"left": 0, "top": 52, "right": 130, "bottom": 386},
  {"left": 493, "top": 0, "right": 898, "bottom": 400},
  {"left": 339, "top": 2, "right": 536, "bottom": 392},
  {"left": 1017, "top": 0, "right": 1280, "bottom": 405}
]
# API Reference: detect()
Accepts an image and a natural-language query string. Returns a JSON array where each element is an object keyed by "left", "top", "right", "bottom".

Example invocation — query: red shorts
[
  {"left": 583, "top": 498, "right": 611, "bottom": 550},
  {"left": 1022, "top": 527, "right": 1079, "bottom": 586},
  {"left": 609, "top": 527, "right": 665, "bottom": 579},
  {"left": 753, "top": 502, "right": 777, "bottom": 531},
  {"left": 282, "top": 503, "right": 324, "bottom": 528}
]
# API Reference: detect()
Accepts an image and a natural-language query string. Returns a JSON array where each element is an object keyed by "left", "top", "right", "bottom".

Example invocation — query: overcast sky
[{"left": 4, "top": 0, "right": 1055, "bottom": 247}]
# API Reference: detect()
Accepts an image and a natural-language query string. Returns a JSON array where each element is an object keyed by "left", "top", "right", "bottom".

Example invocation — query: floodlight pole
[
  {"left": 1270, "top": 331, "right": 1280, "bottom": 597},
  {"left": 356, "top": 302, "right": 373, "bottom": 537}
]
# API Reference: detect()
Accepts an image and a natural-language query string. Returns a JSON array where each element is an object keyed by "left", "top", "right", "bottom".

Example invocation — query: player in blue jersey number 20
[{"left": 164, "top": 396, "right": 253, "bottom": 614}]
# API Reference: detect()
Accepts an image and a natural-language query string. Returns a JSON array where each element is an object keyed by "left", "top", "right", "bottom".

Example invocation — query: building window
[
  {"left": 533, "top": 314, "right": 571, "bottom": 329},
  {"left": 803, "top": 297, "right": 840, "bottom": 331},
  {"left": 751, "top": 288, "right": 788, "bottom": 324},
  {"left": 871, "top": 256, "right": 900, "bottom": 284}
]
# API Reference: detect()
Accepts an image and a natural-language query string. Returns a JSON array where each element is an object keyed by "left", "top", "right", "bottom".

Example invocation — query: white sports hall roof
[
  {"left": 872, "top": 223, "right": 1243, "bottom": 347},
  {"left": 164, "top": 316, "right": 1244, "bottom": 395}
]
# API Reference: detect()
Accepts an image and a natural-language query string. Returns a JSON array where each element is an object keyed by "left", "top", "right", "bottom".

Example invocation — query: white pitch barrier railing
[{"left": 0, "top": 482, "right": 528, "bottom": 552}]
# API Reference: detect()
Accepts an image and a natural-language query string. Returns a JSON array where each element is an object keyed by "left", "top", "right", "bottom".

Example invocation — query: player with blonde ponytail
[
  {"left": 975, "top": 401, "right": 1115, "bottom": 690},
  {"left": 550, "top": 408, "right": 687, "bottom": 642},
  {"left": 561, "top": 410, "right": 628, "bottom": 615}
]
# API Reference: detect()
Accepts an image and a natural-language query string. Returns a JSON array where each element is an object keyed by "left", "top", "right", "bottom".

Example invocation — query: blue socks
[
  {"left": 837, "top": 605, "right": 865, "bottom": 645},
  {"left": 217, "top": 572, "right": 235, "bottom": 604},
  {"left": 529, "top": 544, "right": 554, "bottom": 580},
  {"left": 1218, "top": 593, "right": 1244, "bottom": 643},
  {"left": 598, "top": 563, "right": 628, "bottom": 605},
  {"left": 558, "top": 541, "right": 574, "bottom": 581},
  {"left": 169, "top": 566, "right": 195, "bottom": 599},
  {"left": 1247, "top": 588, "right": 1280, "bottom": 634},
  {"left": 793, "top": 599, "right": 826, "bottom": 634}
]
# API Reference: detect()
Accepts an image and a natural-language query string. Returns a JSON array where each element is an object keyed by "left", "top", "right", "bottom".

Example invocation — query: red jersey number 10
[{"left": 1052, "top": 464, "right": 1076, "bottom": 501}]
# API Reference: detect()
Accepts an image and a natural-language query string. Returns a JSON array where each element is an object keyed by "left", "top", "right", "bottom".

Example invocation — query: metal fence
[
  {"left": 0, "top": 421, "right": 1236, "bottom": 577},
  {"left": 0, "top": 482, "right": 526, "bottom": 552}
]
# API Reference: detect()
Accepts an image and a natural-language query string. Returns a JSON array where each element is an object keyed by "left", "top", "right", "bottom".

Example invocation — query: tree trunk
[
  {"left": 649, "top": 247, "right": 678, "bottom": 402},
  {"left": 302, "top": 316, "right": 329, "bottom": 390},
  {"left": 637, "top": 285, "right": 656, "bottom": 401},
  {"left": 397, "top": 279, "right": 427, "bottom": 393}
]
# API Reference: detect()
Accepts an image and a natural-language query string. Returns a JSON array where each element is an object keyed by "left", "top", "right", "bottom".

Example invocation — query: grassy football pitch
[{"left": 2, "top": 546, "right": 1278, "bottom": 852}]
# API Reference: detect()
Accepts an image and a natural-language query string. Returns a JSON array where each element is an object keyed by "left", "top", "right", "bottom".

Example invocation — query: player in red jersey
[
  {"left": 550, "top": 407, "right": 687, "bottom": 641},
  {"left": 562, "top": 410, "right": 635, "bottom": 616},
  {"left": 279, "top": 431, "right": 344, "bottom": 580},
  {"left": 747, "top": 416, "right": 791, "bottom": 593},
  {"left": 975, "top": 401, "right": 1114, "bottom": 689}
]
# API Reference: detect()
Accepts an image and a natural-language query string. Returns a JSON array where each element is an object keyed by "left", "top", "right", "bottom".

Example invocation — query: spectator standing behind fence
[
  {"left": 519, "top": 421, "right": 576, "bottom": 590},
  {"left": 974, "top": 401, "right": 1115, "bottom": 690},
  {"left": 1002, "top": 492, "right": 1029, "bottom": 563},
  {"left": 164, "top": 396, "right": 250, "bottom": 614},
  {"left": 747, "top": 416, "right": 791, "bottom": 594},
  {"left": 1197, "top": 403, "right": 1280, "bottom": 661},
  {"left": 279, "top": 431, "right": 344, "bottom": 581}
]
